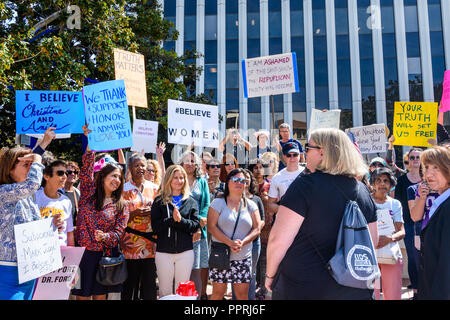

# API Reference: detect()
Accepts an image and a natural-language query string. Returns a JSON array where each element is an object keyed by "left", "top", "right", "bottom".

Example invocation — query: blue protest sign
[
  {"left": 82, "top": 79, "right": 132, "bottom": 151},
  {"left": 15, "top": 91, "right": 85, "bottom": 134}
]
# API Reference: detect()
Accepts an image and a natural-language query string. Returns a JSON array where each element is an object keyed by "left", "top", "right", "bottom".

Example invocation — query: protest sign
[
  {"left": 114, "top": 48, "right": 147, "bottom": 108},
  {"left": 14, "top": 218, "right": 62, "bottom": 284},
  {"left": 345, "top": 124, "right": 387, "bottom": 154},
  {"left": 308, "top": 108, "right": 341, "bottom": 134},
  {"left": 33, "top": 246, "right": 85, "bottom": 300},
  {"left": 242, "top": 52, "right": 299, "bottom": 98},
  {"left": 393, "top": 101, "right": 438, "bottom": 147},
  {"left": 167, "top": 100, "right": 219, "bottom": 148},
  {"left": 131, "top": 119, "right": 158, "bottom": 154},
  {"left": 440, "top": 70, "right": 450, "bottom": 112},
  {"left": 15, "top": 91, "right": 85, "bottom": 134},
  {"left": 82, "top": 79, "right": 133, "bottom": 151}
]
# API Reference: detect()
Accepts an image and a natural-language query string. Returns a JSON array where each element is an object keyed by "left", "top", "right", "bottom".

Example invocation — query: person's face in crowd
[
  {"left": 371, "top": 174, "right": 392, "bottom": 196},
  {"left": 283, "top": 152, "right": 300, "bottom": 166},
  {"left": 244, "top": 172, "right": 251, "bottom": 193},
  {"left": 145, "top": 163, "right": 156, "bottom": 182},
  {"left": 279, "top": 127, "right": 290, "bottom": 141},
  {"left": 207, "top": 162, "right": 221, "bottom": 179},
  {"left": 130, "top": 159, "right": 146, "bottom": 182},
  {"left": 231, "top": 130, "right": 239, "bottom": 143},
  {"left": 182, "top": 155, "right": 196, "bottom": 176},
  {"left": 252, "top": 162, "right": 265, "bottom": 180},
  {"left": 228, "top": 172, "right": 246, "bottom": 195},
  {"left": 224, "top": 157, "right": 236, "bottom": 174},
  {"left": 258, "top": 134, "right": 268, "bottom": 146},
  {"left": 403, "top": 154, "right": 410, "bottom": 171},
  {"left": 103, "top": 168, "right": 122, "bottom": 195},
  {"left": 171, "top": 170, "right": 185, "bottom": 194},
  {"left": 66, "top": 165, "right": 79, "bottom": 185},
  {"left": 305, "top": 139, "right": 323, "bottom": 172},
  {"left": 369, "top": 162, "right": 385, "bottom": 173},
  {"left": 408, "top": 150, "right": 422, "bottom": 170},
  {"left": 202, "top": 156, "right": 212, "bottom": 174},
  {"left": 424, "top": 163, "right": 449, "bottom": 194},
  {"left": 44, "top": 165, "right": 68, "bottom": 190},
  {"left": 10, "top": 160, "right": 32, "bottom": 183}
]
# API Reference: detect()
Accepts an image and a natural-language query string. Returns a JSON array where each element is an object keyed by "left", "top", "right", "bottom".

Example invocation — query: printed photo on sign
[
  {"left": 167, "top": 100, "right": 219, "bottom": 148},
  {"left": 16, "top": 91, "right": 85, "bottom": 135},
  {"left": 82, "top": 79, "right": 133, "bottom": 152}
]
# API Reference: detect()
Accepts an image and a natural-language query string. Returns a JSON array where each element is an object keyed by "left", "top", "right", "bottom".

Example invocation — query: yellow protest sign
[
  {"left": 393, "top": 101, "right": 438, "bottom": 147},
  {"left": 114, "top": 48, "right": 147, "bottom": 108}
]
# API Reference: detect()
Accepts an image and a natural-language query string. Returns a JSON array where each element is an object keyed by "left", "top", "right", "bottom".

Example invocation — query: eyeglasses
[
  {"left": 371, "top": 162, "right": 385, "bottom": 168},
  {"left": 305, "top": 143, "right": 321, "bottom": 151},
  {"left": 66, "top": 170, "right": 79, "bottom": 175},
  {"left": 225, "top": 162, "right": 235, "bottom": 166},
  {"left": 230, "top": 177, "right": 248, "bottom": 184},
  {"left": 207, "top": 164, "right": 221, "bottom": 169},
  {"left": 409, "top": 155, "right": 420, "bottom": 160},
  {"left": 285, "top": 153, "right": 299, "bottom": 158},
  {"left": 403, "top": 161, "right": 409, "bottom": 165},
  {"left": 146, "top": 169, "right": 155, "bottom": 173},
  {"left": 56, "top": 170, "right": 68, "bottom": 177}
]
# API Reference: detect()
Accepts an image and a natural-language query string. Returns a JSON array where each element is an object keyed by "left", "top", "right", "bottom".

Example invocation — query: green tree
[{"left": 0, "top": 0, "right": 212, "bottom": 163}]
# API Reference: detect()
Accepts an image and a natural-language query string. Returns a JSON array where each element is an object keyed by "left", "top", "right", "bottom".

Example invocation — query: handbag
[
  {"left": 208, "top": 199, "right": 243, "bottom": 270},
  {"left": 375, "top": 209, "right": 402, "bottom": 265},
  {"left": 96, "top": 244, "right": 128, "bottom": 286}
]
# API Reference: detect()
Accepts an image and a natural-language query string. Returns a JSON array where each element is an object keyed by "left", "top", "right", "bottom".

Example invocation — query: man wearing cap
[
  {"left": 267, "top": 142, "right": 304, "bottom": 216},
  {"left": 369, "top": 157, "right": 387, "bottom": 174},
  {"left": 275, "top": 123, "right": 305, "bottom": 171}
]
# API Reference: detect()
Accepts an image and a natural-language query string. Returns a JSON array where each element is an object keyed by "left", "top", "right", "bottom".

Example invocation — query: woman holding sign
[
  {"left": 72, "top": 125, "right": 129, "bottom": 300},
  {"left": 0, "top": 147, "right": 44, "bottom": 300}
]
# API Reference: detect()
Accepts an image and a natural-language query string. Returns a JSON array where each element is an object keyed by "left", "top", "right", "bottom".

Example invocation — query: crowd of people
[{"left": 0, "top": 120, "right": 449, "bottom": 300}]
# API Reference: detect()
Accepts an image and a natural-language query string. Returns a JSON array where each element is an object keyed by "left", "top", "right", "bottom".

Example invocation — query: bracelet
[{"left": 266, "top": 274, "right": 276, "bottom": 279}]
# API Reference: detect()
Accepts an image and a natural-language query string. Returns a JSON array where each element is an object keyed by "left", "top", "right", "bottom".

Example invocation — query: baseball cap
[{"left": 282, "top": 142, "right": 300, "bottom": 155}]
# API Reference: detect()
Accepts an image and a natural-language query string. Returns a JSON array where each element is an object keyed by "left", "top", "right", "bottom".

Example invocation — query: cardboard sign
[
  {"left": 308, "top": 108, "right": 341, "bottom": 134},
  {"left": 114, "top": 48, "right": 147, "bottom": 108},
  {"left": 346, "top": 124, "right": 387, "bottom": 154},
  {"left": 32, "top": 246, "right": 85, "bottom": 300},
  {"left": 167, "top": 100, "right": 219, "bottom": 148},
  {"left": 82, "top": 79, "right": 133, "bottom": 151},
  {"left": 242, "top": 52, "right": 299, "bottom": 98},
  {"left": 393, "top": 101, "right": 438, "bottom": 147},
  {"left": 15, "top": 91, "right": 85, "bottom": 134},
  {"left": 131, "top": 119, "right": 158, "bottom": 154},
  {"left": 14, "top": 219, "right": 62, "bottom": 284}
]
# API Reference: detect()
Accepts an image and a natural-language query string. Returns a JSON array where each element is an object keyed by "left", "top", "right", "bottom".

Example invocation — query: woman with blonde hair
[
  {"left": 260, "top": 152, "right": 279, "bottom": 182},
  {"left": 145, "top": 159, "right": 162, "bottom": 188},
  {"left": 265, "top": 128, "right": 378, "bottom": 300},
  {"left": 150, "top": 165, "right": 200, "bottom": 298},
  {"left": 417, "top": 146, "right": 450, "bottom": 299}
]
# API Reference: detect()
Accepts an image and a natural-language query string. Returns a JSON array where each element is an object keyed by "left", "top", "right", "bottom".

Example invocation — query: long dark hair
[
  {"left": 223, "top": 168, "right": 247, "bottom": 206},
  {"left": 243, "top": 169, "right": 258, "bottom": 196},
  {"left": 92, "top": 163, "right": 125, "bottom": 213}
]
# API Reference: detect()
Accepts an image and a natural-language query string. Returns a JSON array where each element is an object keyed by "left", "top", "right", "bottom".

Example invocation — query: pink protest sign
[
  {"left": 440, "top": 70, "right": 450, "bottom": 112},
  {"left": 32, "top": 246, "right": 85, "bottom": 300}
]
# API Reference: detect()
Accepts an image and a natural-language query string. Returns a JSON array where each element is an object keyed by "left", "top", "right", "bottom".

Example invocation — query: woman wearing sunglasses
[
  {"left": 208, "top": 168, "right": 261, "bottom": 300},
  {"left": 394, "top": 147, "right": 423, "bottom": 299},
  {"left": 206, "top": 159, "right": 225, "bottom": 201},
  {"left": 220, "top": 153, "right": 239, "bottom": 183}
]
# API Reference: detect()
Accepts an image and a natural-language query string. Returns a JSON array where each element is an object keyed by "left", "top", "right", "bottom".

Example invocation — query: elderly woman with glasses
[{"left": 208, "top": 168, "right": 261, "bottom": 300}]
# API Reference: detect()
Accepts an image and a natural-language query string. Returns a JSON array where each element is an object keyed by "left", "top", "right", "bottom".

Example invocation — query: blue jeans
[
  {"left": 231, "top": 238, "right": 261, "bottom": 300},
  {"left": 404, "top": 221, "right": 420, "bottom": 290}
]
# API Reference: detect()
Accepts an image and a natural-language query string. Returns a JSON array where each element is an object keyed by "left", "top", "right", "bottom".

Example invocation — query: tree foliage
[{"left": 0, "top": 0, "right": 212, "bottom": 162}]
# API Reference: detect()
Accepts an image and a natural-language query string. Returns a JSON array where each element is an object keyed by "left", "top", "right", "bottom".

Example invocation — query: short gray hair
[
  {"left": 279, "top": 123, "right": 291, "bottom": 130},
  {"left": 127, "top": 153, "right": 147, "bottom": 168}
]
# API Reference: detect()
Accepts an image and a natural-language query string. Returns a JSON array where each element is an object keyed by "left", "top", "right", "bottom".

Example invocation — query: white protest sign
[
  {"left": 167, "top": 100, "right": 219, "bottom": 148},
  {"left": 32, "top": 246, "right": 85, "bottom": 300},
  {"left": 131, "top": 119, "right": 159, "bottom": 154},
  {"left": 308, "top": 108, "right": 341, "bottom": 134},
  {"left": 242, "top": 52, "right": 299, "bottom": 98},
  {"left": 346, "top": 124, "right": 387, "bottom": 154},
  {"left": 14, "top": 218, "right": 62, "bottom": 284}
]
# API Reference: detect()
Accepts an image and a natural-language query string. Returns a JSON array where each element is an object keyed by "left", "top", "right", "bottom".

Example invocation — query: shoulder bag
[
  {"left": 208, "top": 199, "right": 243, "bottom": 270},
  {"left": 96, "top": 241, "right": 128, "bottom": 286}
]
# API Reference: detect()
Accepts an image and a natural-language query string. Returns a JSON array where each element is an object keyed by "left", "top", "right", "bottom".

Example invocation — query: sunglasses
[
  {"left": 285, "top": 153, "right": 299, "bottom": 158},
  {"left": 207, "top": 164, "right": 221, "bottom": 169},
  {"left": 56, "top": 170, "right": 68, "bottom": 177},
  {"left": 409, "top": 155, "right": 420, "bottom": 160},
  {"left": 66, "top": 170, "right": 79, "bottom": 175},
  {"left": 305, "top": 143, "right": 321, "bottom": 151},
  {"left": 371, "top": 163, "right": 385, "bottom": 168},
  {"left": 225, "top": 162, "right": 235, "bottom": 166},
  {"left": 230, "top": 177, "right": 248, "bottom": 184},
  {"left": 403, "top": 161, "right": 409, "bottom": 165}
]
